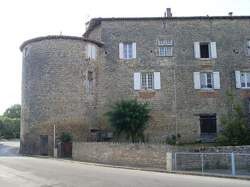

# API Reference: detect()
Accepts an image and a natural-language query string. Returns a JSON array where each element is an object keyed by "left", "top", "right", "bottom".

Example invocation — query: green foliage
[
  {"left": 0, "top": 116, "right": 20, "bottom": 139},
  {"left": 106, "top": 99, "right": 151, "bottom": 143},
  {"left": 60, "top": 132, "right": 72, "bottom": 143},
  {"left": 216, "top": 92, "right": 250, "bottom": 146},
  {"left": 0, "top": 104, "right": 21, "bottom": 139},
  {"left": 165, "top": 134, "right": 181, "bottom": 145},
  {"left": 3, "top": 104, "right": 21, "bottom": 119}
]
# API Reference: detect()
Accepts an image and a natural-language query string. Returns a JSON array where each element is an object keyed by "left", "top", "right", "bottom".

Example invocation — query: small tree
[
  {"left": 106, "top": 99, "right": 151, "bottom": 142},
  {"left": 217, "top": 92, "right": 250, "bottom": 146}
]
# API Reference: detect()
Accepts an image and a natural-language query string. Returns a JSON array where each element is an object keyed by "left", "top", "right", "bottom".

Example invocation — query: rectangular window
[
  {"left": 123, "top": 43, "right": 133, "bottom": 59},
  {"left": 158, "top": 40, "right": 173, "bottom": 46},
  {"left": 200, "top": 43, "right": 210, "bottom": 58},
  {"left": 141, "top": 72, "right": 154, "bottom": 90},
  {"left": 194, "top": 42, "right": 217, "bottom": 59},
  {"left": 86, "top": 44, "right": 96, "bottom": 60},
  {"left": 247, "top": 40, "right": 250, "bottom": 56},
  {"left": 158, "top": 40, "right": 173, "bottom": 57},
  {"left": 200, "top": 115, "right": 217, "bottom": 135},
  {"left": 87, "top": 71, "right": 93, "bottom": 95},
  {"left": 200, "top": 72, "right": 213, "bottom": 89},
  {"left": 159, "top": 47, "right": 173, "bottom": 56},
  {"left": 240, "top": 72, "right": 250, "bottom": 88}
]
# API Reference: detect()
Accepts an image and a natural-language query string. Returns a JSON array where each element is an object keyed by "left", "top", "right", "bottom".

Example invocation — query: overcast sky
[{"left": 0, "top": 0, "right": 249, "bottom": 114}]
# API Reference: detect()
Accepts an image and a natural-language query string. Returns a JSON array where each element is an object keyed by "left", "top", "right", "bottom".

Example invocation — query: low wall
[
  {"left": 73, "top": 142, "right": 250, "bottom": 171},
  {"left": 73, "top": 142, "right": 168, "bottom": 169}
]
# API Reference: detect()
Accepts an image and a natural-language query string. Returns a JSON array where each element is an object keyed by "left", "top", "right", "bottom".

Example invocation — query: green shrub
[
  {"left": 216, "top": 92, "right": 250, "bottom": 146},
  {"left": 60, "top": 132, "right": 72, "bottom": 143},
  {"left": 106, "top": 99, "right": 151, "bottom": 143}
]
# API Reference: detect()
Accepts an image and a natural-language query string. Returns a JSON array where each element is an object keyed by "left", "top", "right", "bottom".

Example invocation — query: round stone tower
[{"left": 20, "top": 36, "right": 103, "bottom": 155}]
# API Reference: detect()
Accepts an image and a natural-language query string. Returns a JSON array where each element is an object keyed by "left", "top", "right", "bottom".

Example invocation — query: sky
[{"left": 0, "top": 0, "right": 249, "bottom": 115}]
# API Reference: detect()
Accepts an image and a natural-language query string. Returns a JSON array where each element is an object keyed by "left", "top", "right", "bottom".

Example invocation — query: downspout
[{"left": 173, "top": 68, "right": 178, "bottom": 141}]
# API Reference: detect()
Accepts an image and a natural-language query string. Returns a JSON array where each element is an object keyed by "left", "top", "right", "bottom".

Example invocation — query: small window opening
[
  {"left": 87, "top": 71, "right": 93, "bottom": 95},
  {"left": 200, "top": 43, "right": 210, "bottom": 58},
  {"left": 200, "top": 115, "right": 217, "bottom": 135}
]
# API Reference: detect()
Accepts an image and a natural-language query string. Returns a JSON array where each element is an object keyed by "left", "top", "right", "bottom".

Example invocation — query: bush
[
  {"left": 0, "top": 116, "right": 20, "bottom": 139},
  {"left": 60, "top": 132, "right": 72, "bottom": 143},
  {"left": 106, "top": 99, "right": 151, "bottom": 143},
  {"left": 216, "top": 92, "right": 250, "bottom": 146}
]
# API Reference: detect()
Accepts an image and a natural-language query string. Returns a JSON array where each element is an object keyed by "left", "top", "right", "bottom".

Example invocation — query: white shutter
[
  {"left": 235, "top": 71, "right": 241, "bottom": 88},
  {"left": 154, "top": 72, "right": 161, "bottom": 90},
  {"left": 92, "top": 45, "right": 96, "bottom": 59},
  {"left": 119, "top": 43, "right": 124, "bottom": 59},
  {"left": 194, "top": 42, "right": 200, "bottom": 59},
  {"left": 193, "top": 72, "right": 201, "bottom": 89},
  {"left": 134, "top": 72, "right": 141, "bottom": 90},
  {"left": 86, "top": 44, "right": 91, "bottom": 59},
  {"left": 132, "top": 42, "right": 136, "bottom": 59},
  {"left": 210, "top": 42, "right": 217, "bottom": 58},
  {"left": 213, "top": 72, "right": 220, "bottom": 89}
]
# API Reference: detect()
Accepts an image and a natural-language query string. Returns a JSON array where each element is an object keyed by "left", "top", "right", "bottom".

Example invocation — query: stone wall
[
  {"left": 72, "top": 142, "right": 250, "bottom": 170},
  {"left": 86, "top": 17, "right": 250, "bottom": 143},
  {"left": 20, "top": 36, "right": 103, "bottom": 155},
  {"left": 73, "top": 142, "right": 168, "bottom": 169}
]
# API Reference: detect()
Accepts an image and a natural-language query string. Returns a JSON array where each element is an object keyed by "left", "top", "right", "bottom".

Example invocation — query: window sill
[
  {"left": 239, "top": 88, "right": 250, "bottom": 90},
  {"left": 119, "top": 58, "right": 136, "bottom": 60},
  {"left": 199, "top": 89, "right": 215, "bottom": 92},
  {"left": 157, "top": 55, "right": 173, "bottom": 57},
  {"left": 196, "top": 58, "right": 215, "bottom": 61}
]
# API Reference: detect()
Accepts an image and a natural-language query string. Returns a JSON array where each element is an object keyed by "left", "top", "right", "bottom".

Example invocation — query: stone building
[{"left": 20, "top": 14, "right": 250, "bottom": 155}]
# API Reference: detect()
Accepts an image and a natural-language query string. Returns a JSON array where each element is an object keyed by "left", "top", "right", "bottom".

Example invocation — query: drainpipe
[{"left": 173, "top": 68, "right": 178, "bottom": 140}]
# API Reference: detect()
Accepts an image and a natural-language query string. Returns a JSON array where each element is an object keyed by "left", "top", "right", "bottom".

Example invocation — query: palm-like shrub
[{"left": 106, "top": 99, "right": 151, "bottom": 143}]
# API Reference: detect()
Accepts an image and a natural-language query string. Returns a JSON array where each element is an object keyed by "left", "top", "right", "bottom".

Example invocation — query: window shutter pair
[
  {"left": 119, "top": 42, "right": 136, "bottom": 59},
  {"left": 194, "top": 42, "right": 217, "bottom": 59},
  {"left": 134, "top": 72, "right": 161, "bottom": 90},
  {"left": 193, "top": 72, "right": 220, "bottom": 89}
]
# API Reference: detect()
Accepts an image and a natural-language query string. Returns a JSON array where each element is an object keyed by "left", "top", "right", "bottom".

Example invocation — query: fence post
[
  {"left": 174, "top": 152, "right": 177, "bottom": 170},
  {"left": 201, "top": 153, "right": 204, "bottom": 174},
  {"left": 166, "top": 152, "right": 172, "bottom": 172},
  {"left": 231, "top": 152, "right": 236, "bottom": 176}
]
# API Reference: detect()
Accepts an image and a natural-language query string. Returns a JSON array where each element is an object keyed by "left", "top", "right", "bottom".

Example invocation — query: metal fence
[{"left": 172, "top": 152, "right": 250, "bottom": 177}]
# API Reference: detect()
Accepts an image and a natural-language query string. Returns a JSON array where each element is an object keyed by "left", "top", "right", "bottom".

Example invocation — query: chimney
[
  {"left": 166, "top": 8, "right": 172, "bottom": 17},
  {"left": 228, "top": 12, "right": 233, "bottom": 16}
]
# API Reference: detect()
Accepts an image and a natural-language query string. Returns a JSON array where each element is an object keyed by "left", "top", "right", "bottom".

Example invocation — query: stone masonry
[{"left": 20, "top": 16, "right": 250, "bottom": 155}]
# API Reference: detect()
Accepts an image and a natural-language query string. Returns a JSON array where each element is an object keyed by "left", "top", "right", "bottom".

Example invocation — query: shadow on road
[{"left": 0, "top": 140, "right": 20, "bottom": 156}]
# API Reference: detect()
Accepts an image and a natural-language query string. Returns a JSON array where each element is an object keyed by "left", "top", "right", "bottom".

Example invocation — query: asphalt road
[
  {"left": 0, "top": 141, "right": 249, "bottom": 187},
  {"left": 0, "top": 140, "right": 19, "bottom": 156}
]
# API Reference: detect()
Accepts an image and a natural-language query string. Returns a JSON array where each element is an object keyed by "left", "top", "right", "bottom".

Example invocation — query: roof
[
  {"left": 20, "top": 35, "right": 104, "bottom": 51},
  {"left": 84, "top": 16, "right": 250, "bottom": 37}
]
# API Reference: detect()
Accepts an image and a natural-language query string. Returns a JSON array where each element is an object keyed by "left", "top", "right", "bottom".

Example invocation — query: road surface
[
  {"left": 0, "top": 141, "right": 249, "bottom": 187},
  {"left": 0, "top": 140, "right": 19, "bottom": 156}
]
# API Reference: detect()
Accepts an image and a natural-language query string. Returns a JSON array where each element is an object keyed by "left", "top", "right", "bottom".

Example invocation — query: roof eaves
[{"left": 20, "top": 35, "right": 104, "bottom": 51}]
